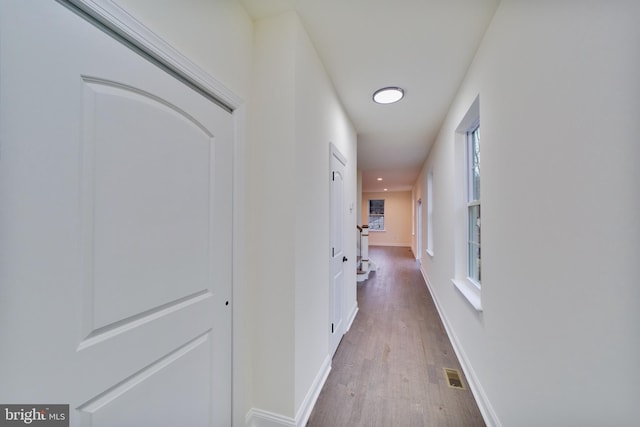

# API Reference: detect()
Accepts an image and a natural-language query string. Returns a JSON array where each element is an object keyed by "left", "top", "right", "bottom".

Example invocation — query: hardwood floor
[{"left": 307, "top": 246, "right": 486, "bottom": 427}]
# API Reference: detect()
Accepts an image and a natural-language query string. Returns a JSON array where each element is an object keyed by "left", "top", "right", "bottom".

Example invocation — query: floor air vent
[{"left": 444, "top": 368, "right": 466, "bottom": 390}]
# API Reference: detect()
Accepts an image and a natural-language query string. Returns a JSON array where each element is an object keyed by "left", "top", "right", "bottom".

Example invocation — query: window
[
  {"left": 452, "top": 95, "right": 482, "bottom": 311},
  {"left": 426, "top": 169, "right": 434, "bottom": 256},
  {"left": 368, "top": 199, "right": 385, "bottom": 230},
  {"left": 467, "top": 124, "right": 481, "bottom": 283}
]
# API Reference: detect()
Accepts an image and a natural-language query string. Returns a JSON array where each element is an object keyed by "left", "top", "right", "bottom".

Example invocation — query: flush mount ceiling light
[
  {"left": 373, "top": 87, "right": 404, "bottom": 104},
  {"left": 377, "top": 177, "right": 383, "bottom": 181}
]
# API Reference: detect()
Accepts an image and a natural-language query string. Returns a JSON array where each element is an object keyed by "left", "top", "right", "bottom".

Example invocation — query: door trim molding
[
  {"left": 58, "top": 0, "right": 242, "bottom": 111},
  {"left": 329, "top": 143, "right": 347, "bottom": 357},
  {"left": 330, "top": 142, "right": 347, "bottom": 167}
]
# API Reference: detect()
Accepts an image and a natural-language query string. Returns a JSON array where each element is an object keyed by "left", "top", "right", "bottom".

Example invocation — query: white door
[
  {"left": 0, "top": 2, "right": 232, "bottom": 426},
  {"left": 329, "top": 146, "right": 347, "bottom": 357}
]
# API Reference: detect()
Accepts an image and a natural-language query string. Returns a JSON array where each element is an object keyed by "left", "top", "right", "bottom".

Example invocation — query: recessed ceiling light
[
  {"left": 373, "top": 87, "right": 404, "bottom": 104},
  {"left": 377, "top": 177, "right": 383, "bottom": 181},
  {"left": 384, "top": 188, "right": 388, "bottom": 192}
]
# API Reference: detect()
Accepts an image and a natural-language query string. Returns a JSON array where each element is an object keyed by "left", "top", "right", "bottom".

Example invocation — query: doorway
[{"left": 329, "top": 144, "right": 347, "bottom": 357}]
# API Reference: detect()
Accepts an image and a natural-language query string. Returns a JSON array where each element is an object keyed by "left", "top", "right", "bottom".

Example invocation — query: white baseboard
[
  {"left": 246, "top": 355, "right": 331, "bottom": 427},
  {"left": 294, "top": 354, "right": 331, "bottom": 427},
  {"left": 245, "top": 408, "right": 295, "bottom": 427},
  {"left": 420, "top": 267, "right": 502, "bottom": 427},
  {"left": 346, "top": 303, "right": 358, "bottom": 332}
]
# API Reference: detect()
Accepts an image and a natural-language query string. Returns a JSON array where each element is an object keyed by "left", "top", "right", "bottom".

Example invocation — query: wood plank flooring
[{"left": 307, "top": 246, "right": 486, "bottom": 427}]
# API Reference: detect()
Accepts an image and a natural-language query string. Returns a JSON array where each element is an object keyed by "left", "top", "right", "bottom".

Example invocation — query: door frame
[
  {"left": 57, "top": 0, "right": 246, "bottom": 423},
  {"left": 61, "top": 0, "right": 240, "bottom": 110},
  {"left": 329, "top": 143, "right": 347, "bottom": 357}
]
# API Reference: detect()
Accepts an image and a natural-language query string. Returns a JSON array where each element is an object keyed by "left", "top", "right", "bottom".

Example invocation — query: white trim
[
  {"left": 245, "top": 356, "right": 331, "bottom": 427},
  {"left": 454, "top": 95, "right": 482, "bottom": 308},
  {"left": 294, "top": 355, "right": 331, "bottom": 427},
  {"left": 455, "top": 95, "right": 480, "bottom": 133},
  {"left": 452, "top": 278, "right": 483, "bottom": 312},
  {"left": 245, "top": 409, "right": 295, "bottom": 427},
  {"left": 426, "top": 168, "right": 434, "bottom": 255},
  {"left": 329, "top": 143, "right": 348, "bottom": 357},
  {"left": 346, "top": 303, "right": 359, "bottom": 332},
  {"left": 330, "top": 142, "right": 347, "bottom": 166},
  {"left": 233, "top": 105, "right": 248, "bottom": 427},
  {"left": 421, "top": 269, "right": 501, "bottom": 427},
  {"left": 62, "top": 0, "right": 242, "bottom": 110}
]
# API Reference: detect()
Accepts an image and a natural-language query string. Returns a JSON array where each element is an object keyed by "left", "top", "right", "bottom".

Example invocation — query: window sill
[
  {"left": 369, "top": 229, "right": 385, "bottom": 232},
  {"left": 451, "top": 278, "right": 482, "bottom": 312}
]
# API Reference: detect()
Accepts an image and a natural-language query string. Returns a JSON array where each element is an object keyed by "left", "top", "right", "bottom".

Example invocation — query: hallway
[{"left": 307, "top": 246, "right": 485, "bottom": 427}]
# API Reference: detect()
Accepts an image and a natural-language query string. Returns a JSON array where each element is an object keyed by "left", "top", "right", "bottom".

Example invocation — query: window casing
[
  {"left": 467, "top": 124, "right": 481, "bottom": 284},
  {"left": 368, "top": 199, "right": 385, "bottom": 230},
  {"left": 426, "top": 169, "right": 434, "bottom": 256},
  {"left": 452, "top": 95, "right": 481, "bottom": 311}
]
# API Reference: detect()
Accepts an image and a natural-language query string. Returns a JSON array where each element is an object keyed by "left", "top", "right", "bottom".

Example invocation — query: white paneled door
[
  {"left": 0, "top": 2, "right": 233, "bottom": 426},
  {"left": 329, "top": 146, "right": 347, "bottom": 357}
]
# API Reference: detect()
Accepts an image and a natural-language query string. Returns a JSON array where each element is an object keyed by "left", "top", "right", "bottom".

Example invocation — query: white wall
[
  {"left": 248, "top": 9, "right": 358, "bottom": 425},
  {"left": 293, "top": 13, "right": 358, "bottom": 416},
  {"left": 416, "top": 1, "right": 640, "bottom": 426},
  {"left": 362, "top": 191, "right": 413, "bottom": 247},
  {"left": 247, "top": 11, "right": 297, "bottom": 418}
]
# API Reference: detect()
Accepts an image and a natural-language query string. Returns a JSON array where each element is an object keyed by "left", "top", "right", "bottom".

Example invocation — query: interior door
[
  {"left": 0, "top": 2, "right": 232, "bottom": 426},
  {"left": 329, "top": 146, "right": 347, "bottom": 357}
]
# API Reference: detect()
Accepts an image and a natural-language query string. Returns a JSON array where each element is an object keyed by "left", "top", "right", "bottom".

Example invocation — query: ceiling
[{"left": 240, "top": 0, "right": 499, "bottom": 192}]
